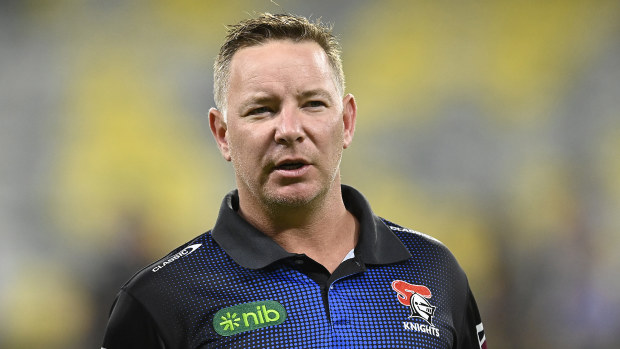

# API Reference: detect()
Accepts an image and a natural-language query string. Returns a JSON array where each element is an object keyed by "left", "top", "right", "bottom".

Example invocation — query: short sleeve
[
  {"left": 101, "top": 290, "right": 166, "bottom": 349},
  {"left": 456, "top": 286, "right": 487, "bottom": 349}
]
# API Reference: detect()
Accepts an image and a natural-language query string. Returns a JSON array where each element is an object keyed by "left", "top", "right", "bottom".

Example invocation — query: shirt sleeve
[
  {"left": 101, "top": 289, "right": 166, "bottom": 349},
  {"left": 456, "top": 286, "right": 487, "bottom": 349}
]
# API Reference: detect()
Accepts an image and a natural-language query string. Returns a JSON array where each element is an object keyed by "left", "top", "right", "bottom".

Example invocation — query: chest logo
[
  {"left": 213, "top": 300, "right": 287, "bottom": 336},
  {"left": 392, "top": 280, "right": 440, "bottom": 337}
]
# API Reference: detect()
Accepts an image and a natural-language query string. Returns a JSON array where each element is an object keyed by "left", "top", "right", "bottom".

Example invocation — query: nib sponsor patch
[{"left": 214, "top": 300, "right": 287, "bottom": 336}]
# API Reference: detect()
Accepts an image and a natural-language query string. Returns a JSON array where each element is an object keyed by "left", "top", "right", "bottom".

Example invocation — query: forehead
[{"left": 227, "top": 40, "right": 337, "bottom": 97}]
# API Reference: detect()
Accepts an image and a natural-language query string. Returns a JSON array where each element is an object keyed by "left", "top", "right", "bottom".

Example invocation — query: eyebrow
[
  {"left": 298, "top": 89, "right": 334, "bottom": 102},
  {"left": 237, "top": 94, "right": 276, "bottom": 113}
]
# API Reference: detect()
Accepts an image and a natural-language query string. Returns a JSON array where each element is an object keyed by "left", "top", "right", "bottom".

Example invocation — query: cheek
[
  {"left": 312, "top": 120, "right": 345, "bottom": 167},
  {"left": 228, "top": 136, "right": 254, "bottom": 183},
  {"left": 227, "top": 127, "right": 266, "bottom": 165},
  {"left": 323, "top": 119, "right": 345, "bottom": 147},
  {"left": 226, "top": 131, "right": 250, "bottom": 163}
]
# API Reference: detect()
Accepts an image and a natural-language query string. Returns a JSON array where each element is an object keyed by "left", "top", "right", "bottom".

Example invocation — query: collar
[{"left": 211, "top": 185, "right": 412, "bottom": 269}]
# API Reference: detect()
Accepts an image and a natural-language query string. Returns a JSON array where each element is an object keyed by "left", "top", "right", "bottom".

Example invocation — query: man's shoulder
[
  {"left": 380, "top": 218, "right": 445, "bottom": 247},
  {"left": 120, "top": 231, "right": 220, "bottom": 295},
  {"left": 380, "top": 218, "right": 461, "bottom": 266},
  {"left": 381, "top": 218, "right": 443, "bottom": 245}
]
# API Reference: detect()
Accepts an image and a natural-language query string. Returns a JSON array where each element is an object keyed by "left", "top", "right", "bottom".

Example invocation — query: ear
[
  {"left": 342, "top": 94, "right": 357, "bottom": 149},
  {"left": 209, "top": 107, "right": 231, "bottom": 161}
]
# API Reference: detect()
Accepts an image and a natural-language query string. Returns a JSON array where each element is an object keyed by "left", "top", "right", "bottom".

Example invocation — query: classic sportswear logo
[
  {"left": 392, "top": 280, "right": 440, "bottom": 337},
  {"left": 213, "top": 300, "right": 287, "bottom": 336},
  {"left": 151, "top": 243, "right": 202, "bottom": 272}
]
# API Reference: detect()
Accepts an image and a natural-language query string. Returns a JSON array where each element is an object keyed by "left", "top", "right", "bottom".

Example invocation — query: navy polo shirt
[{"left": 102, "top": 185, "right": 486, "bottom": 348}]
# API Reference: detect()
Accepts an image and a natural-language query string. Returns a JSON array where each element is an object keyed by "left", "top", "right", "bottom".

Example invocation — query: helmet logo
[{"left": 391, "top": 280, "right": 437, "bottom": 326}]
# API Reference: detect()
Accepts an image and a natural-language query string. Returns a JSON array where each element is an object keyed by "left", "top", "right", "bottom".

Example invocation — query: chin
[
  {"left": 267, "top": 191, "right": 316, "bottom": 208},
  {"left": 264, "top": 184, "right": 326, "bottom": 208}
]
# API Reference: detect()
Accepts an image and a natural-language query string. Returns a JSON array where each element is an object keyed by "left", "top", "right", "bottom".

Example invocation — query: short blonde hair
[{"left": 213, "top": 13, "right": 345, "bottom": 116}]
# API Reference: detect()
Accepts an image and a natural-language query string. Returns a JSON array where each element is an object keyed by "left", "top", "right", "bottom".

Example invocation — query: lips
[
  {"left": 272, "top": 158, "right": 311, "bottom": 177},
  {"left": 275, "top": 162, "right": 305, "bottom": 170}
]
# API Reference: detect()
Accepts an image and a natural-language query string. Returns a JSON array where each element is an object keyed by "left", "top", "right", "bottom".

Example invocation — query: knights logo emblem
[{"left": 391, "top": 280, "right": 437, "bottom": 326}]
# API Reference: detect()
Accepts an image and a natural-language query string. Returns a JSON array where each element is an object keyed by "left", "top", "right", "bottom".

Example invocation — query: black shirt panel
[
  {"left": 456, "top": 285, "right": 486, "bottom": 349},
  {"left": 102, "top": 290, "right": 165, "bottom": 348}
]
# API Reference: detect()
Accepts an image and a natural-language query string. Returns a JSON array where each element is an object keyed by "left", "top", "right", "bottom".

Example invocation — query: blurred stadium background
[{"left": 1, "top": 0, "right": 619, "bottom": 348}]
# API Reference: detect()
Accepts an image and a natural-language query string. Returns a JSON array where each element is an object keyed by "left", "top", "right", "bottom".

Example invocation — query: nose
[{"left": 274, "top": 106, "right": 304, "bottom": 145}]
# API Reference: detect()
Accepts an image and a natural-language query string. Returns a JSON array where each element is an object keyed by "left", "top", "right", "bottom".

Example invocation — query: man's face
[{"left": 210, "top": 40, "right": 356, "bottom": 210}]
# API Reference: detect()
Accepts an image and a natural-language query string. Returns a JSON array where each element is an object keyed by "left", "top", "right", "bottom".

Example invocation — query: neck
[{"left": 238, "top": 183, "right": 359, "bottom": 273}]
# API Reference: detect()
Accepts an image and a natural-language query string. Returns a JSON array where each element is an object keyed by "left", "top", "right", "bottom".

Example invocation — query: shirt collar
[{"left": 211, "top": 185, "right": 411, "bottom": 269}]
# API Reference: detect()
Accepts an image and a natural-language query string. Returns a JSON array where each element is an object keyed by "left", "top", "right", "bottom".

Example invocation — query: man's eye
[
  {"left": 304, "top": 101, "right": 326, "bottom": 108},
  {"left": 248, "top": 106, "right": 272, "bottom": 115}
]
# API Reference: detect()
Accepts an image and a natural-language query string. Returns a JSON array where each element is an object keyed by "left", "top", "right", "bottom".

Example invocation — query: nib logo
[
  {"left": 218, "top": 312, "right": 241, "bottom": 332},
  {"left": 213, "top": 301, "right": 287, "bottom": 336}
]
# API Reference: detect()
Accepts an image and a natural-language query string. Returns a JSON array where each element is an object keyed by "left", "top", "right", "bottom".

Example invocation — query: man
[{"left": 102, "top": 13, "right": 487, "bottom": 349}]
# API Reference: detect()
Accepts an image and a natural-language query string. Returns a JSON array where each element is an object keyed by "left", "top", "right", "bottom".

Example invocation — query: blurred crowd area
[{"left": 1, "top": 0, "right": 619, "bottom": 348}]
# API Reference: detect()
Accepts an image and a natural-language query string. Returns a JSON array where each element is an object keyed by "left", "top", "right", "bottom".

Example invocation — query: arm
[
  {"left": 101, "top": 290, "right": 166, "bottom": 349},
  {"left": 456, "top": 286, "right": 487, "bottom": 349}
]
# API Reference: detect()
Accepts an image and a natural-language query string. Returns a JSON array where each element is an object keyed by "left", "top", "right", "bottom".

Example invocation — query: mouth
[
  {"left": 272, "top": 159, "right": 311, "bottom": 176},
  {"left": 275, "top": 162, "right": 306, "bottom": 171}
]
